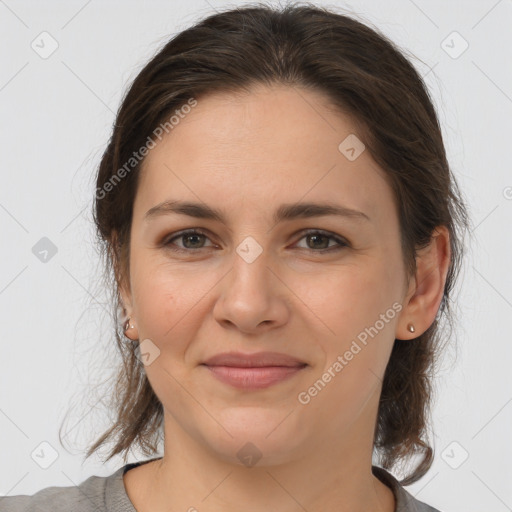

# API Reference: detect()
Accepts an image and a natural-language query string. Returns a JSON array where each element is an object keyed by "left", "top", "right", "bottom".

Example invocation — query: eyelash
[{"left": 162, "top": 228, "right": 349, "bottom": 254}]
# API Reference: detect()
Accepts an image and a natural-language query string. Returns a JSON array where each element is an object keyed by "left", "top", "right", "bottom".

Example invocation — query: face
[{"left": 121, "top": 83, "right": 412, "bottom": 466}]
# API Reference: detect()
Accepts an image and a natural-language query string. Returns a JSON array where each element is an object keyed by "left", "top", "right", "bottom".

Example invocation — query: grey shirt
[{"left": 1, "top": 459, "right": 442, "bottom": 511}]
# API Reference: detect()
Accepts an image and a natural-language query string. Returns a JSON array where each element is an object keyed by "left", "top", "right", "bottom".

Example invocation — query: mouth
[
  {"left": 200, "top": 351, "right": 308, "bottom": 390},
  {"left": 202, "top": 364, "right": 307, "bottom": 389}
]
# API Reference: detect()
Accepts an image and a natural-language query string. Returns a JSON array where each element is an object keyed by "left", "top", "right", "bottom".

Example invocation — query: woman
[{"left": 3, "top": 2, "right": 470, "bottom": 511}]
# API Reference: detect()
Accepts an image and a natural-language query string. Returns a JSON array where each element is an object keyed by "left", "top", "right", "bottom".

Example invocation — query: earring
[
  {"left": 407, "top": 323, "right": 415, "bottom": 333},
  {"left": 123, "top": 317, "right": 139, "bottom": 343},
  {"left": 124, "top": 318, "right": 135, "bottom": 333}
]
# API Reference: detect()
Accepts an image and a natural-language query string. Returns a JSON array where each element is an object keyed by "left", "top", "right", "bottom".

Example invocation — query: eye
[
  {"left": 162, "top": 228, "right": 348, "bottom": 254},
  {"left": 163, "top": 229, "right": 215, "bottom": 252},
  {"left": 293, "top": 229, "right": 349, "bottom": 252}
]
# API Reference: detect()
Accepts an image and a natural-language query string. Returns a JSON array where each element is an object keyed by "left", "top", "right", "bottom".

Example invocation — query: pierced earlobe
[
  {"left": 407, "top": 323, "right": 415, "bottom": 333},
  {"left": 124, "top": 318, "right": 135, "bottom": 332},
  {"left": 123, "top": 317, "right": 139, "bottom": 342}
]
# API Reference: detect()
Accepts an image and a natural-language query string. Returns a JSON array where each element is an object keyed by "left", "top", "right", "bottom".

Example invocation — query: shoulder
[
  {"left": 0, "top": 466, "right": 129, "bottom": 512},
  {"left": 372, "top": 465, "right": 444, "bottom": 512}
]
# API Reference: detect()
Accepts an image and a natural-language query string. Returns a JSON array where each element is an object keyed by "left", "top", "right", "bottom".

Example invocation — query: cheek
[
  {"left": 130, "top": 264, "right": 208, "bottom": 400},
  {"left": 295, "top": 267, "right": 397, "bottom": 434},
  {"left": 131, "top": 262, "right": 192, "bottom": 346},
  {"left": 130, "top": 258, "right": 223, "bottom": 361},
  {"left": 295, "top": 261, "right": 399, "bottom": 386},
  {"left": 293, "top": 262, "right": 394, "bottom": 341}
]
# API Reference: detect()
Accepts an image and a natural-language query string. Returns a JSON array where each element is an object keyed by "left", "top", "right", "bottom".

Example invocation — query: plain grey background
[{"left": 1, "top": 1, "right": 511, "bottom": 510}]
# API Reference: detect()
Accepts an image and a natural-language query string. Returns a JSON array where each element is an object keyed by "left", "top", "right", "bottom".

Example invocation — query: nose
[{"left": 213, "top": 244, "right": 290, "bottom": 334}]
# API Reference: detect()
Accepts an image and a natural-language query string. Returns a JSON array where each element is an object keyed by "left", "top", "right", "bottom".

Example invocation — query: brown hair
[{"left": 66, "top": 2, "right": 471, "bottom": 485}]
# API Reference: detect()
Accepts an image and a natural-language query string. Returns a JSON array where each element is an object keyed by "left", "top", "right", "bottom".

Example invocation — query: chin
[{"left": 203, "top": 407, "right": 308, "bottom": 467}]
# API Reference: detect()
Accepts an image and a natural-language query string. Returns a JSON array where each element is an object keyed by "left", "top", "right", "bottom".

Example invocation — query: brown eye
[
  {"left": 294, "top": 230, "right": 348, "bottom": 252},
  {"left": 164, "top": 229, "right": 214, "bottom": 252},
  {"left": 162, "top": 228, "right": 348, "bottom": 254}
]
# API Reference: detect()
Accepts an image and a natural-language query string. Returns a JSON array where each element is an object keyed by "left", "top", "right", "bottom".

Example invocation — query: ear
[
  {"left": 119, "top": 278, "right": 133, "bottom": 321},
  {"left": 110, "top": 231, "right": 136, "bottom": 336},
  {"left": 396, "top": 226, "right": 451, "bottom": 340}
]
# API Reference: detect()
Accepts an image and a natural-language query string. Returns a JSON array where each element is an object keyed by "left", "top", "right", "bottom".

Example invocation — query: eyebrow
[{"left": 144, "top": 200, "right": 371, "bottom": 225}]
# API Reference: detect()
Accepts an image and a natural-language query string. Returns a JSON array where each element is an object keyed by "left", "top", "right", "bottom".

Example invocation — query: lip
[
  {"left": 202, "top": 351, "right": 306, "bottom": 368},
  {"left": 201, "top": 351, "right": 307, "bottom": 390}
]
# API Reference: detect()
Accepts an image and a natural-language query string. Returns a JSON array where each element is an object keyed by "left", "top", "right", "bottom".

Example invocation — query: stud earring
[
  {"left": 124, "top": 318, "right": 135, "bottom": 332},
  {"left": 407, "top": 323, "right": 415, "bottom": 333}
]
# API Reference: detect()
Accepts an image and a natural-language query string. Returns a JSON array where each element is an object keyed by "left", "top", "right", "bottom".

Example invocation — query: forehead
[{"left": 134, "top": 84, "right": 396, "bottom": 227}]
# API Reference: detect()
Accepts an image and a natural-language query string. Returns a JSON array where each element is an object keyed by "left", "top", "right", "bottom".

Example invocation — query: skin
[{"left": 119, "top": 83, "right": 451, "bottom": 512}]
